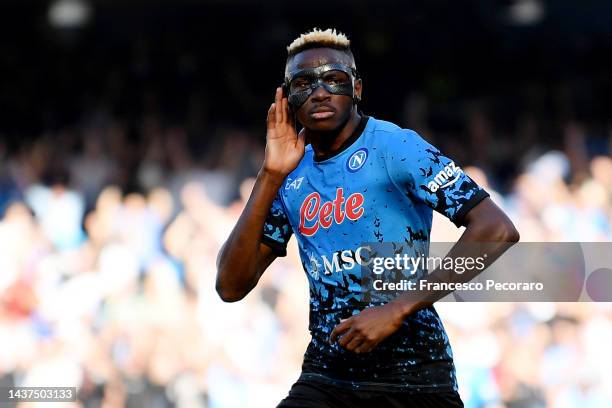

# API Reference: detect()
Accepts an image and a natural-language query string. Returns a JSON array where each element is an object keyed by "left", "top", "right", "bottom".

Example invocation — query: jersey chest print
[{"left": 261, "top": 116, "right": 489, "bottom": 390}]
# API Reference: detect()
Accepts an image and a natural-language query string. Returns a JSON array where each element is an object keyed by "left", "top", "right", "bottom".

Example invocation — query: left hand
[{"left": 329, "top": 302, "right": 406, "bottom": 354}]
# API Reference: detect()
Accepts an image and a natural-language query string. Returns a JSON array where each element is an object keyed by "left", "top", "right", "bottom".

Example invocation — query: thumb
[{"left": 297, "top": 127, "right": 308, "bottom": 148}]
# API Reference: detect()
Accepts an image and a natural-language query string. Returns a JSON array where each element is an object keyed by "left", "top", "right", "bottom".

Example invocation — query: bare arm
[
  {"left": 216, "top": 88, "right": 306, "bottom": 302},
  {"left": 330, "top": 198, "right": 520, "bottom": 352},
  {"left": 215, "top": 171, "right": 284, "bottom": 302},
  {"left": 388, "top": 197, "right": 520, "bottom": 312}
]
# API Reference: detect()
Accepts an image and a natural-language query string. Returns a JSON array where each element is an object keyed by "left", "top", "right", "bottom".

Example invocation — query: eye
[
  {"left": 291, "top": 79, "right": 310, "bottom": 92},
  {"left": 323, "top": 72, "right": 349, "bottom": 86}
]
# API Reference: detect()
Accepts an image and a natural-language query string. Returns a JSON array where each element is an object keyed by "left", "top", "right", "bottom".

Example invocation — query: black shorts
[{"left": 277, "top": 379, "right": 464, "bottom": 408}]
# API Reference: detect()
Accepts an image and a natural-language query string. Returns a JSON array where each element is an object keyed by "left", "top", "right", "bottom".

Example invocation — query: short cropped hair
[{"left": 286, "top": 28, "right": 353, "bottom": 60}]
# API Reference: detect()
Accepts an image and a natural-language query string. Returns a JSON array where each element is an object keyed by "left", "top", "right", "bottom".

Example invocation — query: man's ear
[{"left": 354, "top": 78, "right": 363, "bottom": 103}]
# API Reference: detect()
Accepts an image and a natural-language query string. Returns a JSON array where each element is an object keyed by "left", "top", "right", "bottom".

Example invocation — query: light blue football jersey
[{"left": 262, "top": 115, "right": 488, "bottom": 392}]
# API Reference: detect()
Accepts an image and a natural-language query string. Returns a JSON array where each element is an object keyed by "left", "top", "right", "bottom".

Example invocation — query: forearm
[
  {"left": 216, "top": 86, "right": 306, "bottom": 301},
  {"left": 216, "top": 168, "right": 285, "bottom": 301},
  {"left": 390, "top": 207, "right": 520, "bottom": 318}
]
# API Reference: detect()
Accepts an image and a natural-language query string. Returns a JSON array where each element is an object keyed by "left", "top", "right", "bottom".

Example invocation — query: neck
[{"left": 309, "top": 108, "right": 362, "bottom": 160}]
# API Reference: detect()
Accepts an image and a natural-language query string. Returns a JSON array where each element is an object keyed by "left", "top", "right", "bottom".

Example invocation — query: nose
[{"left": 309, "top": 82, "right": 331, "bottom": 101}]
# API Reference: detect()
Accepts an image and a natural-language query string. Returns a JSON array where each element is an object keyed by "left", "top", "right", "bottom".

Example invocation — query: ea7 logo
[
  {"left": 427, "top": 161, "right": 463, "bottom": 192},
  {"left": 285, "top": 177, "right": 304, "bottom": 190}
]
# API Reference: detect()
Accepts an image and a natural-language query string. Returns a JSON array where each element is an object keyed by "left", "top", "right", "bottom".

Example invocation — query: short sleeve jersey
[{"left": 262, "top": 115, "right": 489, "bottom": 392}]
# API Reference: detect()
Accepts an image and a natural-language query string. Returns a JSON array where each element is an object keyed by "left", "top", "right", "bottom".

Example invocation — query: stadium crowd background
[{"left": 1, "top": 1, "right": 611, "bottom": 407}]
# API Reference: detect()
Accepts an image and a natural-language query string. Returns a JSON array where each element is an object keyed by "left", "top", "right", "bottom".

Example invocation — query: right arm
[{"left": 215, "top": 87, "right": 306, "bottom": 302}]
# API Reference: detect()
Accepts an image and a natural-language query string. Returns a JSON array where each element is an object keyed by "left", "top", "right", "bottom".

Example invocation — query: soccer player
[{"left": 216, "top": 28, "right": 519, "bottom": 407}]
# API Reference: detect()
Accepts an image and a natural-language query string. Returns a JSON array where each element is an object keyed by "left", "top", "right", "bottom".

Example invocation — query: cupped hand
[{"left": 263, "top": 87, "right": 307, "bottom": 177}]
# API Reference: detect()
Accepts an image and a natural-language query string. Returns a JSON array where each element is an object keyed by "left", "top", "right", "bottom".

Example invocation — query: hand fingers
[
  {"left": 354, "top": 343, "right": 373, "bottom": 354},
  {"left": 337, "top": 328, "right": 356, "bottom": 348},
  {"left": 329, "top": 318, "right": 352, "bottom": 344},
  {"left": 275, "top": 87, "right": 282, "bottom": 125},
  {"left": 344, "top": 334, "right": 365, "bottom": 352},
  {"left": 281, "top": 94, "right": 288, "bottom": 124},
  {"left": 267, "top": 103, "right": 275, "bottom": 130}
]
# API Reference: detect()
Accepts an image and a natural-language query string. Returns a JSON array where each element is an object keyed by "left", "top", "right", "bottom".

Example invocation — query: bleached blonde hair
[{"left": 286, "top": 28, "right": 352, "bottom": 58}]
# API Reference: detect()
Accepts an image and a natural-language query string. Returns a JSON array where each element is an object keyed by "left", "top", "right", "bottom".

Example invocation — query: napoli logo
[
  {"left": 346, "top": 148, "right": 368, "bottom": 172},
  {"left": 307, "top": 252, "right": 321, "bottom": 279}
]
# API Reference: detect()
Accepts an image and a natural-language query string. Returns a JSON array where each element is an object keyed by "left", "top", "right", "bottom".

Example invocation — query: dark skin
[
  {"left": 286, "top": 48, "right": 363, "bottom": 157},
  {"left": 216, "top": 48, "right": 363, "bottom": 303},
  {"left": 216, "top": 46, "right": 520, "bottom": 354},
  {"left": 329, "top": 203, "right": 519, "bottom": 353}
]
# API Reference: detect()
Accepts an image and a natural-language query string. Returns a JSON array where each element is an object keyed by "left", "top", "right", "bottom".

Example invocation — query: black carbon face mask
[{"left": 283, "top": 63, "right": 358, "bottom": 109}]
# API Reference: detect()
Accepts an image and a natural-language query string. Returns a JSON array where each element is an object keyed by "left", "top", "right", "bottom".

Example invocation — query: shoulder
[
  {"left": 367, "top": 116, "right": 403, "bottom": 135},
  {"left": 366, "top": 116, "right": 428, "bottom": 153}
]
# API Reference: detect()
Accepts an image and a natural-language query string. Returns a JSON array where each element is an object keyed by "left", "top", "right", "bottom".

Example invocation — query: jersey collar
[{"left": 313, "top": 114, "right": 370, "bottom": 163}]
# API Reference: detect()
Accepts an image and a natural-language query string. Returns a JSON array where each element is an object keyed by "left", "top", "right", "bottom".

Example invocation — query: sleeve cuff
[
  {"left": 451, "top": 189, "right": 490, "bottom": 227},
  {"left": 261, "top": 235, "right": 288, "bottom": 257}
]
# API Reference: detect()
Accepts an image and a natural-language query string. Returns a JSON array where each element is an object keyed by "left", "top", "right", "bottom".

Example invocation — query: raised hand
[{"left": 263, "top": 87, "right": 307, "bottom": 177}]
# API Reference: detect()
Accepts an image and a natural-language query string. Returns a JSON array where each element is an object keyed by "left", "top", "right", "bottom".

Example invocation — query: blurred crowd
[
  {"left": 1, "top": 2, "right": 611, "bottom": 407},
  {"left": 0, "top": 85, "right": 611, "bottom": 408},
  {"left": 0, "top": 104, "right": 610, "bottom": 408}
]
